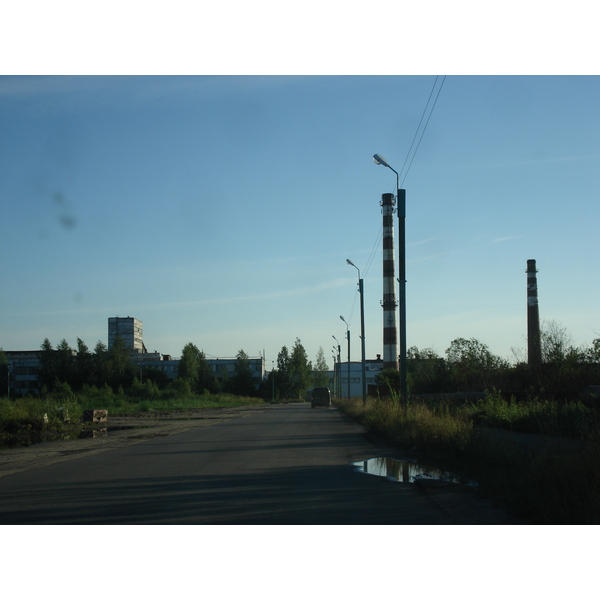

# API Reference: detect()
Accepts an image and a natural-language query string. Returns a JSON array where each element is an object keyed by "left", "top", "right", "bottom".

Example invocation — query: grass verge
[
  {"left": 0, "top": 392, "right": 267, "bottom": 449},
  {"left": 335, "top": 394, "right": 600, "bottom": 524}
]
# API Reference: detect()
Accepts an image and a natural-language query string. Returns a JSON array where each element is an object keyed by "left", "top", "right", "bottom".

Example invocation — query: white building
[{"left": 332, "top": 359, "right": 385, "bottom": 398}]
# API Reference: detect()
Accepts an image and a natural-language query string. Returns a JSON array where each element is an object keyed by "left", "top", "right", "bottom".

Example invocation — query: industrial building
[
  {"left": 108, "top": 317, "right": 146, "bottom": 353},
  {"left": 3, "top": 317, "right": 266, "bottom": 396},
  {"left": 4, "top": 350, "right": 42, "bottom": 397},
  {"left": 332, "top": 359, "right": 385, "bottom": 398}
]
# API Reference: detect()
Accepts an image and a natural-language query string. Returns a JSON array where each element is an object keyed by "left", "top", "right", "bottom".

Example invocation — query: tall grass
[
  {"left": 0, "top": 387, "right": 266, "bottom": 448},
  {"left": 336, "top": 393, "right": 600, "bottom": 524},
  {"left": 470, "top": 389, "right": 591, "bottom": 438}
]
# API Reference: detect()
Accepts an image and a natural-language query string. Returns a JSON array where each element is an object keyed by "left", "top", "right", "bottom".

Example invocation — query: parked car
[{"left": 311, "top": 387, "right": 331, "bottom": 408}]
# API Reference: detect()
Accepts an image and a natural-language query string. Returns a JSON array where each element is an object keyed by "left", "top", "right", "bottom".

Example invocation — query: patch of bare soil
[{"left": 0, "top": 405, "right": 272, "bottom": 479}]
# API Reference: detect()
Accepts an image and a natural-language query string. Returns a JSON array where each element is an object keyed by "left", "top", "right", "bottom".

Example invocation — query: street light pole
[
  {"left": 332, "top": 336, "right": 341, "bottom": 398},
  {"left": 347, "top": 259, "right": 367, "bottom": 406},
  {"left": 373, "top": 154, "right": 408, "bottom": 402},
  {"left": 340, "top": 316, "right": 350, "bottom": 400}
]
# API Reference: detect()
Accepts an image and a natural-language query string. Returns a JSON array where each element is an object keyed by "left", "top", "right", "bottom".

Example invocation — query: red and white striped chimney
[{"left": 381, "top": 193, "right": 399, "bottom": 370}]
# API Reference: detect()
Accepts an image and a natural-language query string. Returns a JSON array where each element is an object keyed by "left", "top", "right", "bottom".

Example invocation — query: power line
[
  {"left": 364, "top": 223, "right": 383, "bottom": 279},
  {"left": 348, "top": 222, "right": 381, "bottom": 326},
  {"left": 399, "top": 75, "right": 446, "bottom": 187},
  {"left": 398, "top": 76, "right": 440, "bottom": 180}
]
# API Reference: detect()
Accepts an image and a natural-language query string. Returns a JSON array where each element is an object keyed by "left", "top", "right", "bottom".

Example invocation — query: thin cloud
[
  {"left": 12, "top": 278, "right": 353, "bottom": 318},
  {"left": 491, "top": 235, "right": 521, "bottom": 244}
]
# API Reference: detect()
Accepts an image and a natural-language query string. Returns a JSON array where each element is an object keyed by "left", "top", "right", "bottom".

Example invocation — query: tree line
[
  {"left": 0, "top": 335, "right": 332, "bottom": 401},
  {"left": 402, "top": 322, "right": 600, "bottom": 400},
  {"left": 3, "top": 320, "right": 597, "bottom": 401}
]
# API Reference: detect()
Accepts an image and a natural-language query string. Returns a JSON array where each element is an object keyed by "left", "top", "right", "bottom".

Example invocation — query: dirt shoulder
[{"left": 0, "top": 405, "right": 273, "bottom": 479}]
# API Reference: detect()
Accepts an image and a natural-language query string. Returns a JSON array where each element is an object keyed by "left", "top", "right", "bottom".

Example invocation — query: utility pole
[
  {"left": 398, "top": 188, "right": 407, "bottom": 402},
  {"left": 359, "top": 277, "right": 367, "bottom": 405},
  {"left": 341, "top": 316, "right": 350, "bottom": 400}
]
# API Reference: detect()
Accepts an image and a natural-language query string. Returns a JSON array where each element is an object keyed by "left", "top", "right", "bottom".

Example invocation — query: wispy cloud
[
  {"left": 491, "top": 235, "right": 522, "bottom": 244},
  {"left": 12, "top": 278, "right": 353, "bottom": 318},
  {"left": 408, "top": 237, "right": 439, "bottom": 248}
]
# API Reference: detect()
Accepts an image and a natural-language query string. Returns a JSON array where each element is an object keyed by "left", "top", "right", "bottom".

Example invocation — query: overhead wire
[
  {"left": 346, "top": 76, "right": 445, "bottom": 328},
  {"left": 399, "top": 75, "right": 446, "bottom": 187},
  {"left": 347, "top": 222, "right": 382, "bottom": 325},
  {"left": 398, "top": 76, "right": 440, "bottom": 181}
]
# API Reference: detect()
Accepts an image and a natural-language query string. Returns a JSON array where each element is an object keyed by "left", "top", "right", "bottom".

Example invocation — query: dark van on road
[{"left": 311, "top": 387, "right": 331, "bottom": 409}]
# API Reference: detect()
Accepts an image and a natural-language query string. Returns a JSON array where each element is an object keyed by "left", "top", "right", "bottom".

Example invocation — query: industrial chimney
[
  {"left": 526, "top": 259, "right": 542, "bottom": 367},
  {"left": 381, "top": 193, "right": 399, "bottom": 370}
]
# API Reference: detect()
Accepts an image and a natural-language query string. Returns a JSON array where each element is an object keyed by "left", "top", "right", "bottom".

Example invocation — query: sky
[
  {"left": 2, "top": 0, "right": 598, "bottom": 583},
  {"left": 1, "top": 74, "right": 598, "bottom": 367}
]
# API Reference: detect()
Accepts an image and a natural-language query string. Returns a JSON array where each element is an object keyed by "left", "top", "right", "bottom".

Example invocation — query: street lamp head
[
  {"left": 340, "top": 315, "right": 347, "bottom": 324},
  {"left": 346, "top": 258, "right": 355, "bottom": 267},
  {"left": 373, "top": 153, "right": 390, "bottom": 168}
]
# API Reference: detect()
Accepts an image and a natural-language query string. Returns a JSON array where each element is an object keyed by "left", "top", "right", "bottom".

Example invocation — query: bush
[
  {"left": 335, "top": 393, "right": 600, "bottom": 523},
  {"left": 471, "top": 389, "right": 592, "bottom": 438}
]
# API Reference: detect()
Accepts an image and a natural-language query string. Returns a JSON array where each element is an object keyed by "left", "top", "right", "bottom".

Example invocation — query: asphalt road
[{"left": 0, "top": 403, "right": 520, "bottom": 524}]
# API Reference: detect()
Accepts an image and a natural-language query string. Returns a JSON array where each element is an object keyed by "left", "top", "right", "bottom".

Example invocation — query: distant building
[
  {"left": 3, "top": 317, "right": 267, "bottom": 396},
  {"left": 333, "top": 359, "right": 385, "bottom": 398},
  {"left": 4, "top": 350, "right": 41, "bottom": 396},
  {"left": 108, "top": 317, "right": 146, "bottom": 353},
  {"left": 207, "top": 357, "right": 266, "bottom": 386},
  {"left": 106, "top": 316, "right": 266, "bottom": 387},
  {"left": 137, "top": 355, "right": 267, "bottom": 388}
]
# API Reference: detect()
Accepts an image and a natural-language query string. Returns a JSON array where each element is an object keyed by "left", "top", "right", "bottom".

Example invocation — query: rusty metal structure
[{"left": 381, "top": 192, "right": 399, "bottom": 370}]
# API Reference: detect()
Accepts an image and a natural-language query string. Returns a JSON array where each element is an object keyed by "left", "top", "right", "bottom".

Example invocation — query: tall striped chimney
[
  {"left": 381, "top": 193, "right": 399, "bottom": 370},
  {"left": 526, "top": 259, "right": 542, "bottom": 366}
]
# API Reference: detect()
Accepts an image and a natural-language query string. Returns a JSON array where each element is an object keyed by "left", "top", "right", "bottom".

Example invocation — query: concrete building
[
  {"left": 333, "top": 359, "right": 385, "bottom": 398},
  {"left": 137, "top": 355, "right": 267, "bottom": 388},
  {"left": 4, "top": 350, "right": 42, "bottom": 397},
  {"left": 108, "top": 317, "right": 146, "bottom": 353},
  {"left": 3, "top": 317, "right": 267, "bottom": 396}
]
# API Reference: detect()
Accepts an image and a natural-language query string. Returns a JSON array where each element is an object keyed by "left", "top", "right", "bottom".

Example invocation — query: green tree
[
  {"left": 178, "top": 343, "right": 219, "bottom": 394},
  {"left": 92, "top": 341, "right": 109, "bottom": 388},
  {"left": 313, "top": 346, "right": 329, "bottom": 388},
  {"left": 289, "top": 338, "right": 313, "bottom": 400},
  {"left": 538, "top": 320, "right": 597, "bottom": 399},
  {"left": 275, "top": 345, "right": 291, "bottom": 399},
  {"left": 39, "top": 338, "right": 58, "bottom": 391},
  {"left": 140, "top": 366, "right": 169, "bottom": 390},
  {"left": 55, "top": 339, "right": 75, "bottom": 386},
  {"left": 407, "top": 346, "right": 451, "bottom": 394},
  {"left": 106, "top": 335, "right": 135, "bottom": 391},
  {"left": 178, "top": 343, "right": 201, "bottom": 384},
  {"left": 376, "top": 369, "right": 401, "bottom": 398},
  {"left": 73, "top": 338, "right": 94, "bottom": 390},
  {"left": 230, "top": 349, "right": 257, "bottom": 396},
  {"left": 445, "top": 337, "right": 507, "bottom": 391},
  {"left": 197, "top": 351, "right": 219, "bottom": 394}
]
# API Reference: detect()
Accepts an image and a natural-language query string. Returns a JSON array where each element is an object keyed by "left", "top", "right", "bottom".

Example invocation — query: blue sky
[{"left": 1, "top": 75, "right": 598, "bottom": 366}]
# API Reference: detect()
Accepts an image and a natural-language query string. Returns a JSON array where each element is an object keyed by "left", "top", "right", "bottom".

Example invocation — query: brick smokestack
[
  {"left": 381, "top": 193, "right": 399, "bottom": 370},
  {"left": 526, "top": 259, "right": 542, "bottom": 366}
]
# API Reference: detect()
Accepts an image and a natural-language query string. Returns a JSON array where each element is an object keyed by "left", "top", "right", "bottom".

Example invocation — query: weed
[{"left": 335, "top": 394, "right": 600, "bottom": 524}]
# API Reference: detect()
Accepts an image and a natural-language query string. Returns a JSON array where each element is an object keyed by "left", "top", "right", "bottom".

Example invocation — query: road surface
[{"left": 0, "top": 403, "right": 522, "bottom": 524}]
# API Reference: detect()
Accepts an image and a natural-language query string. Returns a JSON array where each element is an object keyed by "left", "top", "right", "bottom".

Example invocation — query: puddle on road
[
  {"left": 352, "top": 457, "right": 477, "bottom": 486},
  {"left": 0, "top": 425, "right": 151, "bottom": 448},
  {"left": 78, "top": 425, "right": 149, "bottom": 439}
]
